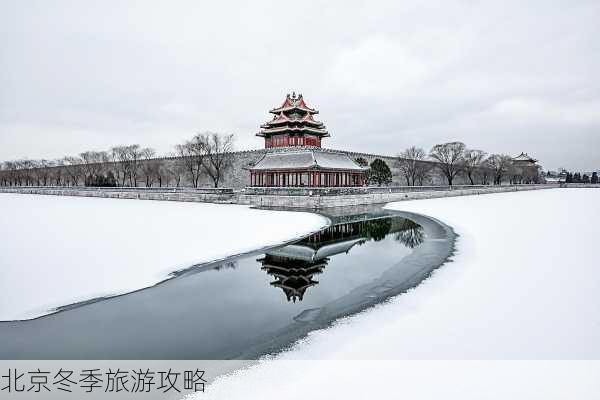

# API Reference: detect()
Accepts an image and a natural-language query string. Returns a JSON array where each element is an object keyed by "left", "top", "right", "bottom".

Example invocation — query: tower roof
[
  {"left": 512, "top": 152, "right": 538, "bottom": 163},
  {"left": 257, "top": 93, "right": 329, "bottom": 138},
  {"left": 269, "top": 92, "right": 318, "bottom": 114},
  {"left": 249, "top": 149, "right": 368, "bottom": 172},
  {"left": 261, "top": 112, "right": 324, "bottom": 128},
  {"left": 257, "top": 92, "right": 331, "bottom": 140},
  {"left": 266, "top": 238, "right": 366, "bottom": 263}
]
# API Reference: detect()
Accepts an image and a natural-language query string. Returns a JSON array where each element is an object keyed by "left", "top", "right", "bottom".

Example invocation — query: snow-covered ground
[
  {"left": 195, "top": 188, "right": 600, "bottom": 399},
  {"left": 0, "top": 194, "right": 328, "bottom": 321}
]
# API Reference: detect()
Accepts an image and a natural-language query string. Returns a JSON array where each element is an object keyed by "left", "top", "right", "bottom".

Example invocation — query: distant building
[
  {"left": 249, "top": 93, "right": 368, "bottom": 187},
  {"left": 544, "top": 169, "right": 567, "bottom": 183},
  {"left": 544, "top": 175, "right": 565, "bottom": 184},
  {"left": 511, "top": 152, "right": 542, "bottom": 184},
  {"left": 512, "top": 152, "right": 538, "bottom": 167}
]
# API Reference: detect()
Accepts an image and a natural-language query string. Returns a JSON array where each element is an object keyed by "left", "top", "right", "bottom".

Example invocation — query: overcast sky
[{"left": 1, "top": 0, "right": 598, "bottom": 171}]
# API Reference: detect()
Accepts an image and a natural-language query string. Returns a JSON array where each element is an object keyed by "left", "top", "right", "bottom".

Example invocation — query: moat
[{"left": 0, "top": 208, "right": 455, "bottom": 359}]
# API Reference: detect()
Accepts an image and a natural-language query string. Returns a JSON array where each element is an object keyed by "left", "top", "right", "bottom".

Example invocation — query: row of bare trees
[
  {"left": 397, "top": 141, "right": 540, "bottom": 186},
  {"left": 0, "top": 136, "right": 539, "bottom": 188},
  {"left": 0, "top": 133, "right": 235, "bottom": 188},
  {"left": 0, "top": 145, "right": 161, "bottom": 188},
  {"left": 175, "top": 133, "right": 234, "bottom": 188}
]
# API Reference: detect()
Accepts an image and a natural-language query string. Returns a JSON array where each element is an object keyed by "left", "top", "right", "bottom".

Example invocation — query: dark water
[{"left": 0, "top": 208, "right": 455, "bottom": 360}]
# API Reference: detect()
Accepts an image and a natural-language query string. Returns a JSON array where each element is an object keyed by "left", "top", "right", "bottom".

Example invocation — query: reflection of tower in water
[
  {"left": 259, "top": 220, "right": 371, "bottom": 302},
  {"left": 258, "top": 255, "right": 327, "bottom": 302},
  {"left": 259, "top": 217, "right": 425, "bottom": 302}
]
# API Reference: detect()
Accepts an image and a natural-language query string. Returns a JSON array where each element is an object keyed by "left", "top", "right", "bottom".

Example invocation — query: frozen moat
[{"left": 0, "top": 207, "right": 455, "bottom": 359}]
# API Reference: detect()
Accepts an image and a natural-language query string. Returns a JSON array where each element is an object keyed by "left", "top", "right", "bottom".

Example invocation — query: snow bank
[
  {"left": 193, "top": 188, "right": 600, "bottom": 399},
  {"left": 0, "top": 194, "right": 328, "bottom": 321},
  {"left": 195, "top": 360, "right": 600, "bottom": 400}
]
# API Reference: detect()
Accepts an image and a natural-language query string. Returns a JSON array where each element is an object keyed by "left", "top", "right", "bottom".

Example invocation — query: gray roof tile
[{"left": 250, "top": 150, "right": 367, "bottom": 171}]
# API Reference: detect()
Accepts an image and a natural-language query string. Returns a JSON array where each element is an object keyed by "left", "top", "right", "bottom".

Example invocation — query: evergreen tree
[
  {"left": 565, "top": 172, "right": 573, "bottom": 183},
  {"left": 105, "top": 171, "right": 117, "bottom": 187},
  {"left": 355, "top": 157, "right": 368, "bottom": 167},
  {"left": 573, "top": 172, "right": 581, "bottom": 183},
  {"left": 367, "top": 159, "right": 392, "bottom": 186},
  {"left": 85, "top": 173, "right": 117, "bottom": 187},
  {"left": 592, "top": 172, "right": 598, "bottom": 184},
  {"left": 363, "top": 218, "right": 392, "bottom": 241},
  {"left": 582, "top": 174, "right": 590, "bottom": 184}
]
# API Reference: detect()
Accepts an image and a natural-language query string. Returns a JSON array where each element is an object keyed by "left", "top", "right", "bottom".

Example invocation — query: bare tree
[
  {"left": 139, "top": 148, "right": 157, "bottom": 187},
  {"left": 397, "top": 146, "right": 430, "bottom": 186},
  {"left": 36, "top": 159, "right": 54, "bottom": 186},
  {"left": 175, "top": 138, "right": 204, "bottom": 188},
  {"left": 0, "top": 162, "right": 7, "bottom": 186},
  {"left": 463, "top": 149, "right": 487, "bottom": 185},
  {"left": 166, "top": 156, "right": 187, "bottom": 187},
  {"left": 109, "top": 145, "right": 152, "bottom": 187},
  {"left": 415, "top": 162, "right": 433, "bottom": 186},
  {"left": 523, "top": 164, "right": 542, "bottom": 184},
  {"left": 63, "top": 156, "right": 84, "bottom": 186},
  {"left": 19, "top": 159, "right": 36, "bottom": 186},
  {"left": 154, "top": 159, "right": 168, "bottom": 187},
  {"left": 30, "top": 160, "right": 44, "bottom": 185},
  {"left": 198, "top": 132, "right": 234, "bottom": 188},
  {"left": 3, "top": 161, "right": 18, "bottom": 186},
  {"left": 139, "top": 149, "right": 159, "bottom": 187},
  {"left": 2, "top": 159, "right": 56, "bottom": 186},
  {"left": 125, "top": 145, "right": 147, "bottom": 187},
  {"left": 50, "top": 159, "right": 66, "bottom": 186},
  {"left": 429, "top": 141, "right": 466, "bottom": 186},
  {"left": 141, "top": 147, "right": 155, "bottom": 161},
  {"left": 486, "top": 154, "right": 513, "bottom": 185},
  {"left": 6, "top": 161, "right": 20, "bottom": 186},
  {"left": 110, "top": 146, "right": 130, "bottom": 186},
  {"left": 80, "top": 150, "right": 108, "bottom": 184},
  {"left": 478, "top": 163, "right": 493, "bottom": 185},
  {"left": 26, "top": 160, "right": 38, "bottom": 186}
]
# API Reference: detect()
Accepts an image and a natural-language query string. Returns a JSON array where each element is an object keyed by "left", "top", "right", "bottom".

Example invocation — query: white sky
[{"left": 1, "top": 0, "right": 599, "bottom": 171}]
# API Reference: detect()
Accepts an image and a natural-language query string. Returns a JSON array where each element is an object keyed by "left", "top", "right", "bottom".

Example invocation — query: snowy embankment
[
  {"left": 0, "top": 194, "right": 328, "bottom": 321},
  {"left": 196, "top": 189, "right": 600, "bottom": 399}
]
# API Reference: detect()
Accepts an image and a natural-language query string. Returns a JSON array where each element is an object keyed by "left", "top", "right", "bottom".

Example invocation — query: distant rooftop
[{"left": 512, "top": 152, "right": 538, "bottom": 163}]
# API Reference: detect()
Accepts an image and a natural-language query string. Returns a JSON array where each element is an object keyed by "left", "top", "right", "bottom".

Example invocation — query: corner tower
[
  {"left": 249, "top": 93, "right": 367, "bottom": 187},
  {"left": 257, "top": 92, "right": 329, "bottom": 148}
]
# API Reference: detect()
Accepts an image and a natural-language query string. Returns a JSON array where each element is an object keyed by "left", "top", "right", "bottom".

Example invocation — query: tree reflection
[
  {"left": 394, "top": 219, "right": 425, "bottom": 248},
  {"left": 214, "top": 261, "right": 237, "bottom": 270},
  {"left": 363, "top": 218, "right": 393, "bottom": 241}
]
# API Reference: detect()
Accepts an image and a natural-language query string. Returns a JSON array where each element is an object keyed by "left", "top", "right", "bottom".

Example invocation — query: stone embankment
[
  {"left": 1, "top": 183, "right": 591, "bottom": 209},
  {"left": 0, "top": 186, "right": 236, "bottom": 203},
  {"left": 237, "top": 184, "right": 562, "bottom": 208}
]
